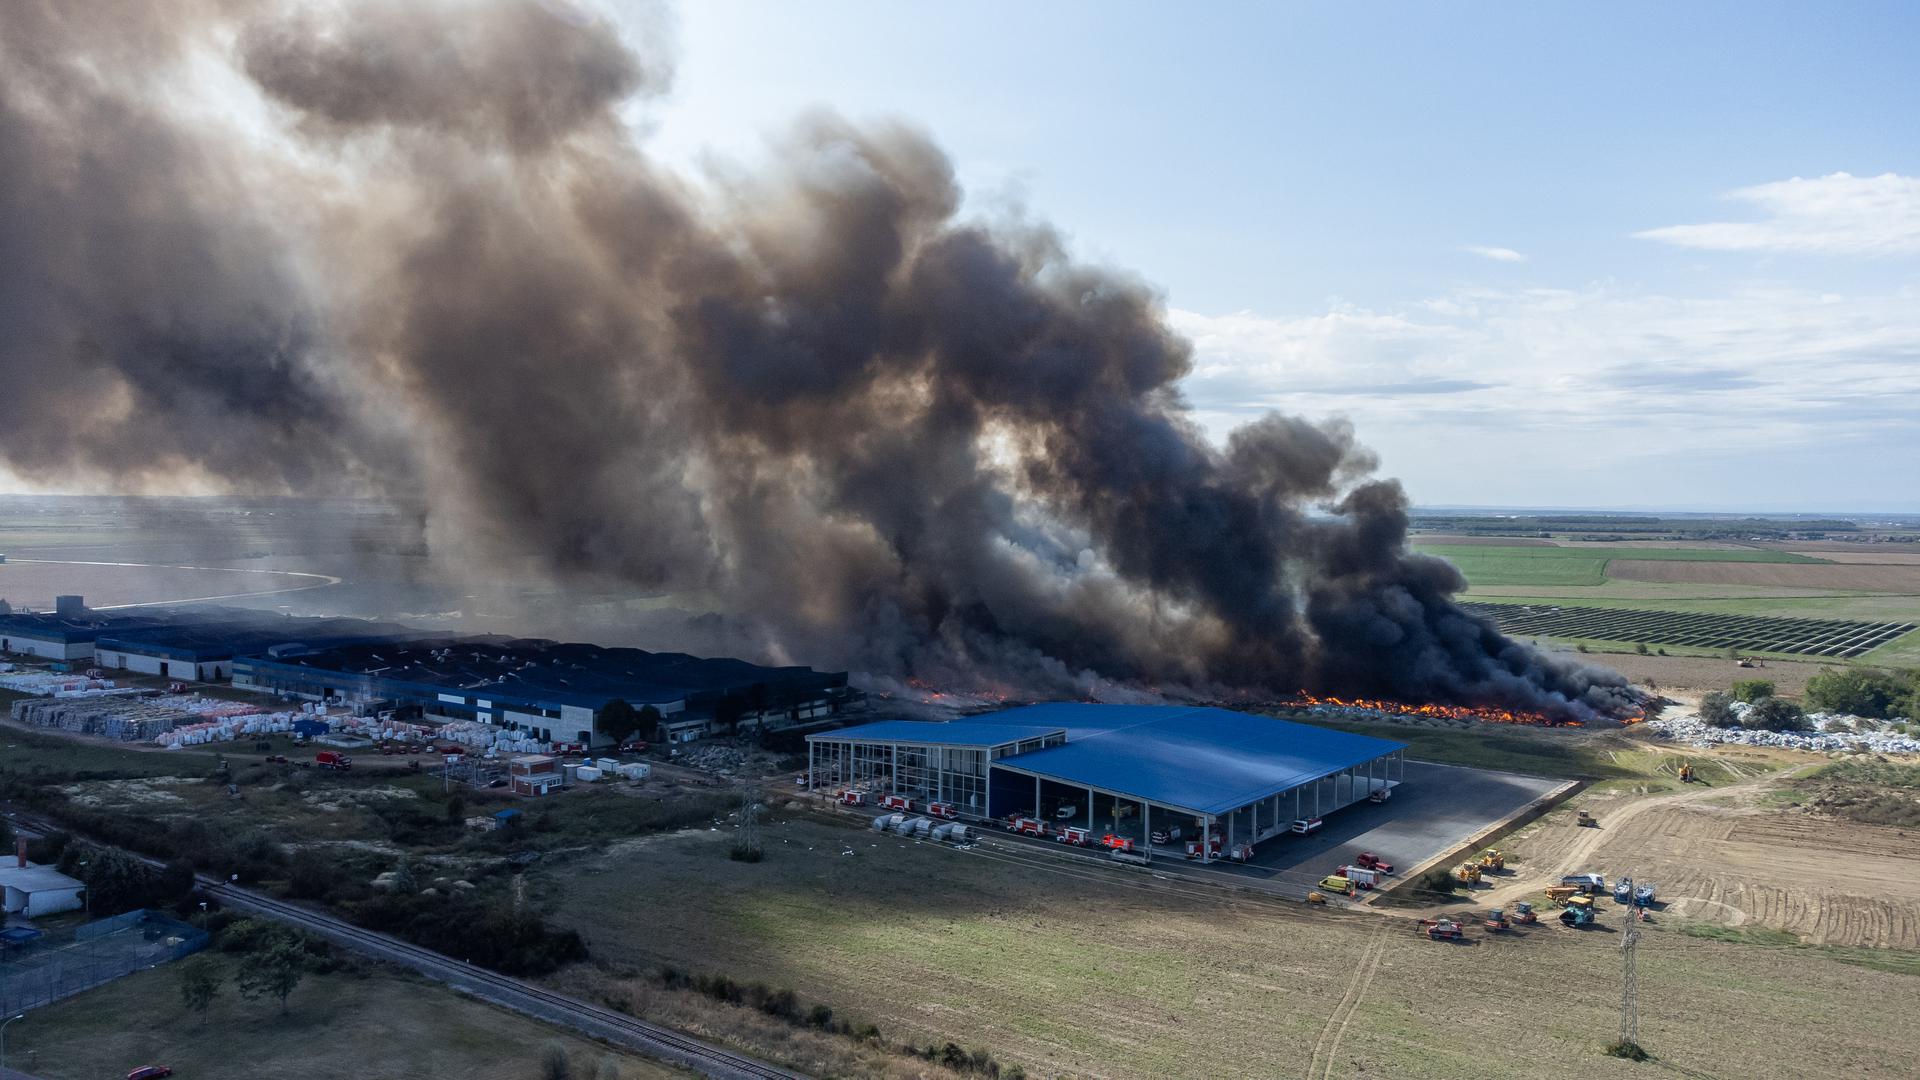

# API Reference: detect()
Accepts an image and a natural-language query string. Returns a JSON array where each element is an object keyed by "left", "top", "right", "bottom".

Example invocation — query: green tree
[
  {"left": 1634, "top": 642, "right": 1650, "bottom": 656},
  {"left": 445, "top": 795, "right": 466, "bottom": 822},
  {"left": 597, "top": 699, "right": 641, "bottom": 745},
  {"left": 1804, "top": 667, "right": 1916, "bottom": 720},
  {"left": 1742, "top": 696, "right": 1807, "bottom": 732},
  {"left": 236, "top": 930, "right": 307, "bottom": 1013},
  {"left": 539, "top": 1041, "right": 572, "bottom": 1080},
  {"left": 1730, "top": 679, "right": 1776, "bottom": 703},
  {"left": 176, "top": 956, "right": 222, "bottom": 1024},
  {"left": 1698, "top": 691, "right": 1737, "bottom": 728},
  {"left": 636, "top": 704, "right": 663, "bottom": 742}
]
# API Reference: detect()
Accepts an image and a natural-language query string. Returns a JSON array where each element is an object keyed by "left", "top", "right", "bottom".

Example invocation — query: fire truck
[
  {"left": 880, "top": 794, "right": 913, "bottom": 812},
  {"left": 926, "top": 802, "right": 958, "bottom": 820},
  {"left": 1057, "top": 826, "right": 1095, "bottom": 846},
  {"left": 1009, "top": 816, "right": 1050, "bottom": 838},
  {"left": 1101, "top": 833, "right": 1136, "bottom": 852},
  {"left": 837, "top": 789, "right": 868, "bottom": 807}
]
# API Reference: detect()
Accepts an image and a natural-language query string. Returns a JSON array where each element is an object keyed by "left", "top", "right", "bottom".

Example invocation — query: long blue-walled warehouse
[{"left": 805, "top": 703, "right": 1406, "bottom": 862}]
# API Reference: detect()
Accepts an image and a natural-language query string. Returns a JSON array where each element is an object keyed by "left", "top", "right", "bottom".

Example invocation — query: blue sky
[{"left": 628, "top": 1, "right": 1920, "bottom": 511}]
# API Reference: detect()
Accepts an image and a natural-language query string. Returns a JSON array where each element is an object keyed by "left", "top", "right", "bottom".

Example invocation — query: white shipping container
[
  {"left": 574, "top": 766, "right": 603, "bottom": 782},
  {"left": 595, "top": 757, "right": 618, "bottom": 772}
]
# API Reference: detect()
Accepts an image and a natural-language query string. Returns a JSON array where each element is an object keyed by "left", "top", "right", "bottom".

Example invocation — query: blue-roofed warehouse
[{"left": 806, "top": 704, "right": 1405, "bottom": 862}]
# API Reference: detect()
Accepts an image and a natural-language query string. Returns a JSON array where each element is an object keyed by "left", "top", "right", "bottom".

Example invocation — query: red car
[{"left": 128, "top": 1068, "right": 175, "bottom": 1080}]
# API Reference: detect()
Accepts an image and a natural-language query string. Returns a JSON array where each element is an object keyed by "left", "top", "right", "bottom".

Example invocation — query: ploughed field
[
  {"left": 540, "top": 810, "right": 1920, "bottom": 1079},
  {"left": 1478, "top": 759, "right": 1920, "bottom": 950}
]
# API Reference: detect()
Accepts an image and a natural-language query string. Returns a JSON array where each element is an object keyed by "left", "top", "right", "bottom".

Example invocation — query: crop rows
[{"left": 1462, "top": 602, "right": 1916, "bottom": 658}]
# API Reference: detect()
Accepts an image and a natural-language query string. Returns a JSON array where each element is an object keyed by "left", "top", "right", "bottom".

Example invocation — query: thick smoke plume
[{"left": 0, "top": 0, "right": 1635, "bottom": 718}]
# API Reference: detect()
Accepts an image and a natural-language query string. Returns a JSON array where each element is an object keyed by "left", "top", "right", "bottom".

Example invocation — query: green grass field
[
  {"left": 1414, "top": 543, "right": 1824, "bottom": 588},
  {"left": 1410, "top": 541, "right": 1920, "bottom": 663},
  {"left": 7, "top": 954, "right": 687, "bottom": 1080},
  {"left": 541, "top": 811, "right": 1920, "bottom": 1080}
]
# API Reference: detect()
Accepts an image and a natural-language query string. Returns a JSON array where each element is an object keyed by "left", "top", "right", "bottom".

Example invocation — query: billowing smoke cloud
[{"left": 0, "top": 0, "right": 1636, "bottom": 718}]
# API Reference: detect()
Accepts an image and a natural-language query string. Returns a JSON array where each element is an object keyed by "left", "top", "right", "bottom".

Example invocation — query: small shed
[
  {"left": 493, "top": 808, "right": 523, "bottom": 831},
  {"left": 0, "top": 862, "right": 86, "bottom": 918}
]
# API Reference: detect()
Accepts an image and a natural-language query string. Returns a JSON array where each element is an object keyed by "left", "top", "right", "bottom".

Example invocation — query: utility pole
[
  {"left": 739, "top": 789, "right": 760, "bottom": 857},
  {"left": 1617, "top": 924, "right": 1642, "bottom": 1055}
]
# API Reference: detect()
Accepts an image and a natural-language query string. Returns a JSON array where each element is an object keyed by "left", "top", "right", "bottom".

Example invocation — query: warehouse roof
[
  {"left": 237, "top": 637, "right": 848, "bottom": 712},
  {"left": 981, "top": 703, "right": 1404, "bottom": 817},
  {"left": 0, "top": 609, "right": 202, "bottom": 644},
  {"left": 0, "top": 863, "right": 84, "bottom": 894},
  {"left": 807, "top": 720, "right": 1065, "bottom": 747},
  {"left": 97, "top": 616, "right": 419, "bottom": 661}
]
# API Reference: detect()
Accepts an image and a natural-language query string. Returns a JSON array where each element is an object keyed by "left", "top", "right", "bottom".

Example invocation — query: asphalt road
[{"left": 7, "top": 816, "right": 801, "bottom": 1080}]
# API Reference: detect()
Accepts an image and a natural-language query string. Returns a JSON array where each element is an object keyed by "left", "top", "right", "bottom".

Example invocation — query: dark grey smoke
[{"left": 0, "top": 0, "right": 1636, "bottom": 719}]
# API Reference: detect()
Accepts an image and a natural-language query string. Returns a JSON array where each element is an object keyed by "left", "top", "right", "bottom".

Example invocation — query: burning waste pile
[
  {"left": 0, "top": 0, "right": 1641, "bottom": 724},
  {"left": 1282, "top": 694, "right": 1619, "bottom": 729}
]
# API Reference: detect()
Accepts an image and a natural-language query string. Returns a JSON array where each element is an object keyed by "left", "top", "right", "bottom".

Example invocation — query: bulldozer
[
  {"left": 1452, "top": 862, "right": 1483, "bottom": 885},
  {"left": 1678, "top": 760, "right": 1695, "bottom": 783},
  {"left": 1559, "top": 896, "right": 1596, "bottom": 928},
  {"left": 1575, "top": 810, "right": 1599, "bottom": 828},
  {"left": 1477, "top": 848, "right": 1506, "bottom": 872}
]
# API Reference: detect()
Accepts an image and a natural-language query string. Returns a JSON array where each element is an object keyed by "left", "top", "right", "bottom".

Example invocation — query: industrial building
[
  {"left": 93, "top": 616, "right": 420, "bottom": 681},
  {"left": 0, "top": 598, "right": 204, "bottom": 661},
  {"left": 806, "top": 703, "right": 1406, "bottom": 862},
  {"left": 234, "top": 637, "right": 849, "bottom": 748}
]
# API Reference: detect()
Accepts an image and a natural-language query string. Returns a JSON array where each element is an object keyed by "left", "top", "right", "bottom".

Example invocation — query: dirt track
[
  {"left": 1469, "top": 763, "right": 1920, "bottom": 948},
  {"left": 1608, "top": 559, "right": 1920, "bottom": 591}
]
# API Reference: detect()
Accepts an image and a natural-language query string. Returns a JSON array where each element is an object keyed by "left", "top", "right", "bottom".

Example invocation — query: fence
[{"left": 0, "top": 910, "right": 207, "bottom": 1015}]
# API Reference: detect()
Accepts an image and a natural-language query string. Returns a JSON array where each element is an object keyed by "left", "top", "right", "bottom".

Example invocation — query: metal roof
[
  {"left": 980, "top": 703, "right": 1405, "bottom": 817},
  {"left": 807, "top": 720, "right": 1065, "bottom": 747},
  {"left": 0, "top": 864, "right": 85, "bottom": 893}
]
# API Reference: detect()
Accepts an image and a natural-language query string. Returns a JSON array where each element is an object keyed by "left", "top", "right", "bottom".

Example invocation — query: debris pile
[
  {"left": 1648, "top": 712, "right": 1920, "bottom": 755},
  {"left": 0, "top": 670, "right": 124, "bottom": 697}
]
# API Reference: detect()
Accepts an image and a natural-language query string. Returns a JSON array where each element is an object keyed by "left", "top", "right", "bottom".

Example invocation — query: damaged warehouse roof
[
  {"left": 235, "top": 636, "right": 849, "bottom": 712},
  {"left": 96, "top": 614, "right": 424, "bottom": 662}
]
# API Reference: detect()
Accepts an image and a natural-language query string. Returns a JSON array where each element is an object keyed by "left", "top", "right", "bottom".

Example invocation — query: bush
[
  {"left": 1805, "top": 667, "right": 1919, "bottom": 720},
  {"left": 1698, "top": 691, "right": 1737, "bottom": 728},
  {"left": 1604, "top": 1040, "right": 1649, "bottom": 1061},
  {"left": 1742, "top": 696, "right": 1807, "bottom": 732},
  {"left": 1416, "top": 867, "right": 1456, "bottom": 897},
  {"left": 1730, "top": 679, "right": 1775, "bottom": 703},
  {"left": 1634, "top": 642, "right": 1650, "bottom": 656},
  {"left": 540, "top": 1041, "right": 572, "bottom": 1080}
]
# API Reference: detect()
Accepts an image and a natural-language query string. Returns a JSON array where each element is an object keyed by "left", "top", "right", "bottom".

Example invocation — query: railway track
[{"left": 6, "top": 814, "right": 801, "bottom": 1080}]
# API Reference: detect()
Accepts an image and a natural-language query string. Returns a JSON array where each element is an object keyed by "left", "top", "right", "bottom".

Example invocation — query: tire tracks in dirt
[{"left": 1304, "top": 922, "right": 1388, "bottom": 1080}]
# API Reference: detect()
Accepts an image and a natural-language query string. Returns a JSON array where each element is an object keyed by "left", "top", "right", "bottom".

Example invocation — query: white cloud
[
  {"left": 1462, "top": 245, "right": 1526, "bottom": 263},
  {"left": 1169, "top": 281, "right": 1920, "bottom": 507},
  {"left": 1636, "top": 172, "right": 1920, "bottom": 256}
]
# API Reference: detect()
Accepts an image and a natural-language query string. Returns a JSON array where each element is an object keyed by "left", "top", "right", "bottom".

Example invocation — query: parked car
[
  {"left": 128, "top": 1068, "right": 175, "bottom": 1080},
  {"left": 1054, "top": 804, "right": 1080, "bottom": 820}
]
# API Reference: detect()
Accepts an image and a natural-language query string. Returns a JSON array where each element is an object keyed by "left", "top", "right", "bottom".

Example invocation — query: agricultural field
[
  {"left": 539, "top": 790, "right": 1920, "bottom": 1080},
  {"left": 1412, "top": 538, "right": 1920, "bottom": 669},
  {"left": 1462, "top": 602, "right": 1915, "bottom": 659},
  {"left": 5, "top": 953, "right": 686, "bottom": 1080}
]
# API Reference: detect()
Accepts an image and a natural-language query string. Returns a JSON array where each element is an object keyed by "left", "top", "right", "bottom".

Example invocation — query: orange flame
[{"left": 1284, "top": 692, "right": 1594, "bottom": 727}]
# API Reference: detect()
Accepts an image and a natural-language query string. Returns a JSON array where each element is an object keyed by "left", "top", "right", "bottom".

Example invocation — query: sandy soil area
[
  {"left": 1608, "top": 559, "right": 1920, "bottom": 591},
  {"left": 1476, "top": 762, "right": 1920, "bottom": 949}
]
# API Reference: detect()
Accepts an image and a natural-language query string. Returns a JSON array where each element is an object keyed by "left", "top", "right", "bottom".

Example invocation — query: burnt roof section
[
  {"left": 234, "top": 636, "right": 848, "bottom": 711},
  {"left": 0, "top": 607, "right": 223, "bottom": 645},
  {"left": 97, "top": 615, "right": 424, "bottom": 661}
]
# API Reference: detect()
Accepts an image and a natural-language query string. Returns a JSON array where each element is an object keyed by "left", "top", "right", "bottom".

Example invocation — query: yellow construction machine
[
  {"left": 1477, "top": 848, "right": 1506, "bottom": 872},
  {"left": 1452, "top": 862, "right": 1483, "bottom": 885},
  {"left": 1677, "top": 760, "right": 1695, "bottom": 783}
]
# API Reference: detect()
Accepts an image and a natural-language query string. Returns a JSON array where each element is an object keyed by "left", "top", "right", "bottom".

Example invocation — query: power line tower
[
  {"left": 1618, "top": 923, "right": 1642, "bottom": 1052},
  {"left": 732, "top": 789, "right": 762, "bottom": 861}
]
